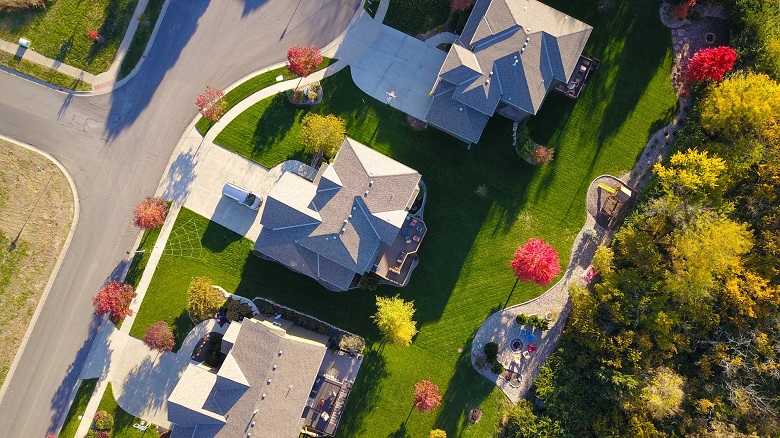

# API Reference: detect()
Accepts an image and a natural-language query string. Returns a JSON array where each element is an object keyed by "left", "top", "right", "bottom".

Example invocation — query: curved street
[{"left": 0, "top": 0, "right": 360, "bottom": 435}]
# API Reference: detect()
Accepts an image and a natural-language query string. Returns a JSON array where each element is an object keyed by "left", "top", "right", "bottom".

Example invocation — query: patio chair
[
  {"left": 525, "top": 333, "right": 535, "bottom": 342},
  {"left": 519, "top": 329, "right": 527, "bottom": 336},
  {"left": 522, "top": 350, "right": 531, "bottom": 359},
  {"left": 412, "top": 235, "right": 421, "bottom": 242},
  {"left": 411, "top": 218, "right": 418, "bottom": 226},
  {"left": 527, "top": 344, "right": 537, "bottom": 353}
]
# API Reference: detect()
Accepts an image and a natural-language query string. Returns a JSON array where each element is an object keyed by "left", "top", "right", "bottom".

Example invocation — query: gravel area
[{"left": 469, "top": 4, "right": 729, "bottom": 402}]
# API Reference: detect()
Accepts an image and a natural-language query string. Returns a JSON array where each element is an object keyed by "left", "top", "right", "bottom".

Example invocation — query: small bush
[
  {"left": 359, "top": 272, "right": 381, "bottom": 291},
  {"left": 514, "top": 123, "right": 535, "bottom": 158},
  {"left": 491, "top": 361, "right": 505, "bottom": 375},
  {"left": 516, "top": 313, "right": 528, "bottom": 325},
  {"left": 0, "top": 0, "right": 46, "bottom": 12},
  {"left": 339, "top": 334, "right": 366, "bottom": 354},
  {"left": 484, "top": 342, "right": 499, "bottom": 362},
  {"left": 93, "top": 410, "right": 114, "bottom": 431},
  {"left": 224, "top": 299, "right": 253, "bottom": 322},
  {"left": 531, "top": 145, "right": 555, "bottom": 165},
  {"left": 262, "top": 304, "right": 274, "bottom": 315}
]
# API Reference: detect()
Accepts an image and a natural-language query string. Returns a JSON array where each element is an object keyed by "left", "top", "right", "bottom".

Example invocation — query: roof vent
[
  {"left": 520, "top": 48, "right": 525, "bottom": 54},
  {"left": 352, "top": 206, "right": 356, "bottom": 211},
  {"left": 485, "top": 79, "right": 490, "bottom": 85},
  {"left": 348, "top": 214, "right": 352, "bottom": 219},
  {"left": 278, "top": 350, "right": 283, "bottom": 356},
  {"left": 273, "top": 364, "right": 277, "bottom": 370},
  {"left": 253, "top": 409, "right": 259, "bottom": 415},
  {"left": 526, "top": 37, "right": 530, "bottom": 43},
  {"left": 369, "top": 180, "right": 374, "bottom": 187},
  {"left": 267, "top": 379, "right": 272, "bottom": 384},
  {"left": 364, "top": 190, "right": 369, "bottom": 197},
  {"left": 261, "top": 394, "right": 266, "bottom": 399},
  {"left": 458, "top": 107, "right": 463, "bottom": 112},
  {"left": 513, "top": 59, "right": 518, "bottom": 66}
]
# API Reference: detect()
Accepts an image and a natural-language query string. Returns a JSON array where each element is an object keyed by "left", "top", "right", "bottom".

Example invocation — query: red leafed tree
[
  {"left": 510, "top": 238, "right": 561, "bottom": 286},
  {"left": 451, "top": 0, "right": 474, "bottom": 12},
  {"left": 144, "top": 321, "right": 175, "bottom": 353},
  {"left": 686, "top": 46, "right": 738, "bottom": 83},
  {"left": 87, "top": 30, "right": 100, "bottom": 41},
  {"left": 93, "top": 282, "right": 136, "bottom": 322},
  {"left": 133, "top": 196, "right": 168, "bottom": 230},
  {"left": 287, "top": 45, "right": 323, "bottom": 90},
  {"left": 196, "top": 86, "right": 227, "bottom": 121},
  {"left": 413, "top": 379, "right": 442, "bottom": 414}
]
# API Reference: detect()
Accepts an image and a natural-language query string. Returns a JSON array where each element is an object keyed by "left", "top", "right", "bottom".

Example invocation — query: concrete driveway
[
  {"left": 334, "top": 15, "right": 446, "bottom": 120},
  {"left": 161, "top": 130, "right": 317, "bottom": 241}
]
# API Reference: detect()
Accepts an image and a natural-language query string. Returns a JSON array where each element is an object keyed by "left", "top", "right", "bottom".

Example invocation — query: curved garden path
[{"left": 470, "top": 2, "right": 729, "bottom": 402}]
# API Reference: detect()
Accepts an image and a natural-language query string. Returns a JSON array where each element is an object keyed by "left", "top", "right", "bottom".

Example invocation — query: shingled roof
[
  {"left": 254, "top": 138, "right": 422, "bottom": 291},
  {"left": 425, "top": 0, "right": 592, "bottom": 143},
  {"left": 168, "top": 319, "right": 327, "bottom": 438}
]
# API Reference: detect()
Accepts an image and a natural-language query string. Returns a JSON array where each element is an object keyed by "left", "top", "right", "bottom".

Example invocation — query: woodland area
[{"left": 519, "top": 1, "right": 780, "bottom": 436}]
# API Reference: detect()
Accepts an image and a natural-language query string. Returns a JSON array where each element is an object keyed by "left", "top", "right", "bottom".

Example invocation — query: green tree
[
  {"left": 371, "top": 295, "right": 418, "bottom": 345},
  {"left": 653, "top": 149, "right": 727, "bottom": 200},
  {"left": 429, "top": 429, "right": 447, "bottom": 438},
  {"left": 700, "top": 73, "right": 780, "bottom": 139},
  {"left": 300, "top": 113, "right": 346, "bottom": 158},
  {"left": 504, "top": 400, "right": 565, "bottom": 438},
  {"left": 187, "top": 277, "right": 225, "bottom": 322},
  {"left": 640, "top": 367, "right": 685, "bottom": 420}
]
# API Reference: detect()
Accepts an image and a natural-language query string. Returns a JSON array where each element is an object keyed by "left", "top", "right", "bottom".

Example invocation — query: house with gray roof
[
  {"left": 425, "top": 0, "right": 593, "bottom": 144},
  {"left": 168, "top": 318, "right": 358, "bottom": 438},
  {"left": 253, "top": 137, "right": 427, "bottom": 291}
]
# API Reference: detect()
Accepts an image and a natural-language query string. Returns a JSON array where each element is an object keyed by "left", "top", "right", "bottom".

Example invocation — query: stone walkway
[{"left": 469, "top": 2, "right": 725, "bottom": 402}]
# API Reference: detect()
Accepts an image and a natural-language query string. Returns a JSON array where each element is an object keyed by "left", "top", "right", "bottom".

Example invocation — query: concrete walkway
[{"left": 0, "top": 0, "right": 161, "bottom": 91}]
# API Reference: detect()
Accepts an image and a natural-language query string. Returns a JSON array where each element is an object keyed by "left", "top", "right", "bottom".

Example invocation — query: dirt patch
[
  {"left": 0, "top": 139, "right": 74, "bottom": 387},
  {"left": 406, "top": 115, "right": 426, "bottom": 130}
]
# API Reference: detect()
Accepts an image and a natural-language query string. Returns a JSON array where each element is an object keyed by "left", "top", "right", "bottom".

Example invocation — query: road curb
[{"left": 0, "top": 134, "right": 81, "bottom": 407}]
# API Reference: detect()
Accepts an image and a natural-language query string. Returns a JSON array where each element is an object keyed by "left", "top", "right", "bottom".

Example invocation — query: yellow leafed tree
[
  {"left": 372, "top": 295, "right": 418, "bottom": 345},
  {"left": 700, "top": 72, "right": 780, "bottom": 138}
]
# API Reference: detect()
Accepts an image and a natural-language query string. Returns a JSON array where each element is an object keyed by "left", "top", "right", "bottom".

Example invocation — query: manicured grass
[
  {"left": 0, "top": 0, "right": 137, "bottom": 74},
  {"left": 95, "top": 382, "right": 159, "bottom": 438},
  {"left": 194, "top": 57, "right": 337, "bottom": 135},
  {"left": 137, "top": 0, "right": 676, "bottom": 435},
  {"left": 0, "top": 50, "right": 91, "bottom": 90},
  {"left": 384, "top": 0, "right": 451, "bottom": 36},
  {"left": 118, "top": 0, "right": 164, "bottom": 79},
  {"left": 57, "top": 378, "right": 98, "bottom": 438},
  {"left": 124, "top": 227, "right": 162, "bottom": 288}
]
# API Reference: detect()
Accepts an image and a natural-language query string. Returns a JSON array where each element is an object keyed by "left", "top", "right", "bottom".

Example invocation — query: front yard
[
  {"left": 0, "top": 0, "right": 137, "bottom": 74},
  {"left": 131, "top": 0, "right": 677, "bottom": 435}
]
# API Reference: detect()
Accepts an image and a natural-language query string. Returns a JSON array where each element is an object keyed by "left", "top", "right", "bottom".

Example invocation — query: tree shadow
[
  {"left": 335, "top": 346, "right": 389, "bottom": 437},
  {"left": 46, "top": 316, "right": 106, "bottom": 435},
  {"left": 115, "top": 348, "right": 186, "bottom": 418},
  {"left": 160, "top": 146, "right": 200, "bottom": 205},
  {"left": 434, "top": 332, "right": 495, "bottom": 434},
  {"left": 103, "top": 0, "right": 210, "bottom": 140},
  {"left": 56, "top": 35, "right": 74, "bottom": 62},
  {"left": 249, "top": 94, "right": 300, "bottom": 159},
  {"left": 88, "top": 0, "right": 139, "bottom": 65},
  {"left": 200, "top": 213, "right": 244, "bottom": 253},
  {"left": 172, "top": 310, "right": 195, "bottom": 353}
]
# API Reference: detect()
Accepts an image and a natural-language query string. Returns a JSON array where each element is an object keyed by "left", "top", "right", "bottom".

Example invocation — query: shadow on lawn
[
  {"left": 434, "top": 334, "right": 495, "bottom": 434},
  {"left": 47, "top": 316, "right": 106, "bottom": 435},
  {"left": 250, "top": 94, "right": 299, "bottom": 160},
  {"left": 337, "top": 346, "right": 389, "bottom": 437}
]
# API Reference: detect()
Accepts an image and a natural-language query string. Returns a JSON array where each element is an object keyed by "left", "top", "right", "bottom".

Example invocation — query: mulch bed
[{"left": 407, "top": 115, "right": 426, "bottom": 130}]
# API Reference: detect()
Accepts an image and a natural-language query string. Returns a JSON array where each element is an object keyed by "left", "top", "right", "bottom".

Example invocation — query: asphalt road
[{"left": 0, "top": 0, "right": 359, "bottom": 435}]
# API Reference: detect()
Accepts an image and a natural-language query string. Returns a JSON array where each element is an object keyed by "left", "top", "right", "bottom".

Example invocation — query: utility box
[{"left": 18, "top": 38, "right": 31, "bottom": 48}]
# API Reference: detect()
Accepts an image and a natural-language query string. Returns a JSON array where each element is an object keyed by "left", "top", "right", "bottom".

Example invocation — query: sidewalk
[{"left": 0, "top": 0, "right": 158, "bottom": 92}]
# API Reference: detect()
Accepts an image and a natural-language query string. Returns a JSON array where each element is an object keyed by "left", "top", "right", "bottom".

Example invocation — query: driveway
[
  {"left": 161, "top": 131, "right": 316, "bottom": 241},
  {"left": 334, "top": 15, "right": 447, "bottom": 120}
]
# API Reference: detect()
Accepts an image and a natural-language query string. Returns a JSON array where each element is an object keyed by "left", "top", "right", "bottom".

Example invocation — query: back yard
[{"left": 131, "top": 0, "right": 678, "bottom": 436}]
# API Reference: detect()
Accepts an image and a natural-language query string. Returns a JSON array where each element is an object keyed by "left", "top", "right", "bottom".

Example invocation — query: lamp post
[{"left": 385, "top": 90, "right": 396, "bottom": 107}]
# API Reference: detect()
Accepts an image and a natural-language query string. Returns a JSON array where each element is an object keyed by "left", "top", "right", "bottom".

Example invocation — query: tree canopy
[
  {"left": 187, "top": 277, "right": 225, "bottom": 322},
  {"left": 510, "top": 238, "right": 561, "bottom": 286},
  {"left": 300, "top": 113, "right": 346, "bottom": 158},
  {"left": 372, "top": 295, "right": 418, "bottom": 345}
]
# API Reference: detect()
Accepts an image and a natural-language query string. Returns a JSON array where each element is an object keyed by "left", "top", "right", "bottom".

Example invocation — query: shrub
[
  {"left": 143, "top": 321, "right": 175, "bottom": 353},
  {"left": 261, "top": 304, "right": 274, "bottom": 315},
  {"left": 0, "top": 0, "right": 46, "bottom": 12},
  {"left": 514, "top": 123, "right": 534, "bottom": 158},
  {"left": 224, "top": 299, "right": 253, "bottom": 322},
  {"left": 93, "top": 410, "right": 114, "bottom": 431},
  {"left": 530, "top": 145, "right": 555, "bottom": 165},
  {"left": 484, "top": 342, "right": 499, "bottom": 362},
  {"left": 359, "top": 272, "right": 381, "bottom": 291},
  {"left": 516, "top": 314, "right": 528, "bottom": 325},
  {"left": 491, "top": 361, "right": 505, "bottom": 375},
  {"left": 187, "top": 277, "right": 225, "bottom": 322},
  {"left": 133, "top": 196, "right": 168, "bottom": 230},
  {"left": 93, "top": 282, "right": 136, "bottom": 323},
  {"left": 430, "top": 429, "right": 448, "bottom": 438},
  {"left": 338, "top": 334, "right": 366, "bottom": 354}
]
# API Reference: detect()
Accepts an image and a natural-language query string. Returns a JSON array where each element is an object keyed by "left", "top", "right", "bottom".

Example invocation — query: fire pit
[{"left": 509, "top": 338, "right": 525, "bottom": 352}]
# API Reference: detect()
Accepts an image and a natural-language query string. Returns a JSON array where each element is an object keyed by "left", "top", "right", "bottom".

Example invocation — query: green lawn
[
  {"left": 118, "top": 0, "right": 164, "bottom": 79},
  {"left": 57, "top": 378, "right": 98, "bottom": 438},
  {"left": 124, "top": 227, "right": 162, "bottom": 288},
  {"left": 383, "top": 0, "right": 451, "bottom": 36},
  {"left": 0, "top": 0, "right": 137, "bottom": 74},
  {"left": 135, "top": 0, "right": 676, "bottom": 435},
  {"left": 95, "top": 382, "right": 159, "bottom": 438},
  {"left": 195, "top": 57, "right": 337, "bottom": 135},
  {"left": 0, "top": 50, "right": 91, "bottom": 90}
]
